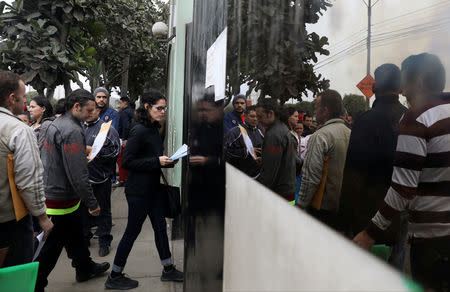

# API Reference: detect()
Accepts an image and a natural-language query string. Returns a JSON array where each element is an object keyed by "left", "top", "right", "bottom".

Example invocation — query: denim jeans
[
  {"left": 113, "top": 192, "right": 172, "bottom": 269},
  {"left": 0, "top": 214, "right": 33, "bottom": 267}
]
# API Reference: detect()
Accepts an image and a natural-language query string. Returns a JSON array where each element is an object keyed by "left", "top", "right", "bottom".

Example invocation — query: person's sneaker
[
  {"left": 161, "top": 265, "right": 183, "bottom": 282},
  {"left": 112, "top": 181, "right": 124, "bottom": 188},
  {"left": 105, "top": 273, "right": 139, "bottom": 290},
  {"left": 99, "top": 246, "right": 110, "bottom": 257},
  {"left": 76, "top": 262, "right": 110, "bottom": 282}
]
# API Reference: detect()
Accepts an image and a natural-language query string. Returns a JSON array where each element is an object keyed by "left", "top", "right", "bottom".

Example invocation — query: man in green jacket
[{"left": 298, "top": 90, "right": 351, "bottom": 230}]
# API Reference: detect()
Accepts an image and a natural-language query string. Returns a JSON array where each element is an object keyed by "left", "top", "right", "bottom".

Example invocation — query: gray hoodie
[{"left": 41, "top": 113, "right": 98, "bottom": 210}]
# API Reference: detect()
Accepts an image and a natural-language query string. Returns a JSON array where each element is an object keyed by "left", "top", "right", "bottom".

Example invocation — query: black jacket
[
  {"left": 224, "top": 123, "right": 264, "bottom": 177},
  {"left": 83, "top": 118, "right": 121, "bottom": 183},
  {"left": 122, "top": 122, "right": 168, "bottom": 196},
  {"left": 118, "top": 107, "right": 134, "bottom": 140},
  {"left": 339, "top": 94, "right": 407, "bottom": 244}
]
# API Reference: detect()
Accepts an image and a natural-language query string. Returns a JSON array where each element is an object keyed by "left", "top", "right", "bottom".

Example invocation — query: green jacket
[
  {"left": 0, "top": 107, "right": 46, "bottom": 223},
  {"left": 298, "top": 118, "right": 350, "bottom": 212}
]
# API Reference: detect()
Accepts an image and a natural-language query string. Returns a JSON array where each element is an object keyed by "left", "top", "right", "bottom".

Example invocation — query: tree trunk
[
  {"left": 121, "top": 54, "right": 130, "bottom": 97},
  {"left": 46, "top": 87, "right": 55, "bottom": 100},
  {"left": 63, "top": 79, "right": 72, "bottom": 97}
]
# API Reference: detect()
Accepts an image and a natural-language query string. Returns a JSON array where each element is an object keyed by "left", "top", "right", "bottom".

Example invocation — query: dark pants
[
  {"left": 410, "top": 237, "right": 450, "bottom": 291},
  {"left": 113, "top": 193, "right": 171, "bottom": 269},
  {"left": 81, "top": 180, "right": 113, "bottom": 248},
  {"left": 0, "top": 214, "right": 33, "bottom": 267},
  {"left": 35, "top": 208, "right": 94, "bottom": 291},
  {"left": 307, "top": 207, "right": 341, "bottom": 231}
]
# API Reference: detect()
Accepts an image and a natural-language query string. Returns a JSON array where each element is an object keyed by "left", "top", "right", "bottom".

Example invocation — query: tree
[
  {"left": 343, "top": 94, "right": 367, "bottom": 121},
  {"left": 87, "top": 0, "right": 169, "bottom": 99},
  {"left": 295, "top": 100, "right": 314, "bottom": 115},
  {"left": 227, "top": 0, "right": 332, "bottom": 105},
  {"left": 0, "top": 0, "right": 102, "bottom": 97}
]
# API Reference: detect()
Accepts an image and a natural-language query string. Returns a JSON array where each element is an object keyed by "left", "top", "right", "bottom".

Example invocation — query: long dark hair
[
  {"left": 135, "top": 89, "right": 166, "bottom": 127},
  {"left": 32, "top": 95, "right": 54, "bottom": 120}
]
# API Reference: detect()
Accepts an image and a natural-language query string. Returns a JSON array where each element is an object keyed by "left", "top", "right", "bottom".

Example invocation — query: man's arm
[
  {"left": 298, "top": 133, "right": 328, "bottom": 208},
  {"left": 59, "top": 130, "right": 98, "bottom": 211},
  {"left": 257, "top": 132, "right": 283, "bottom": 188},
  {"left": 9, "top": 127, "right": 46, "bottom": 216}
]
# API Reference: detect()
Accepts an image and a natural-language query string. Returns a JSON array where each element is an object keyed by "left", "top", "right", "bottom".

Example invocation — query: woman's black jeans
[{"left": 113, "top": 191, "right": 172, "bottom": 270}]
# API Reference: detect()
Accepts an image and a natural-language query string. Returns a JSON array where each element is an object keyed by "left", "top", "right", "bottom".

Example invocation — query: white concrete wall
[{"left": 223, "top": 164, "right": 411, "bottom": 292}]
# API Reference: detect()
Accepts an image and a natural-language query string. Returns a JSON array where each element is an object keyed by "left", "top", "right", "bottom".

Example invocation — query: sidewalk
[{"left": 46, "top": 186, "right": 184, "bottom": 292}]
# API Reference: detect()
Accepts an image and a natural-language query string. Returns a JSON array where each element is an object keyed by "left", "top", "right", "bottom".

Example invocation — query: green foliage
[
  {"left": 343, "top": 94, "right": 367, "bottom": 121},
  {"left": 87, "top": 0, "right": 169, "bottom": 99},
  {"left": 0, "top": 0, "right": 101, "bottom": 96},
  {"left": 295, "top": 100, "right": 314, "bottom": 115},
  {"left": 24, "top": 90, "right": 38, "bottom": 103},
  {"left": 0, "top": 0, "right": 169, "bottom": 99},
  {"left": 227, "top": 0, "right": 332, "bottom": 105}
]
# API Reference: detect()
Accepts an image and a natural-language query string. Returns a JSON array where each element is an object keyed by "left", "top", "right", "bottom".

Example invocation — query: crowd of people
[
  {"left": 0, "top": 76, "right": 183, "bottom": 291},
  {"left": 0, "top": 51, "right": 449, "bottom": 292},
  {"left": 224, "top": 53, "right": 449, "bottom": 291}
]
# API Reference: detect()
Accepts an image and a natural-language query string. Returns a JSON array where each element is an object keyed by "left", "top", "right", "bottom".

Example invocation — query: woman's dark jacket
[{"left": 122, "top": 121, "right": 167, "bottom": 196}]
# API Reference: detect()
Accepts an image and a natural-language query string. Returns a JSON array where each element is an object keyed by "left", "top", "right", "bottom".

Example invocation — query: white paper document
[
  {"left": 205, "top": 27, "right": 227, "bottom": 101},
  {"left": 33, "top": 231, "right": 45, "bottom": 261},
  {"left": 170, "top": 144, "right": 189, "bottom": 160},
  {"left": 88, "top": 121, "right": 112, "bottom": 162}
]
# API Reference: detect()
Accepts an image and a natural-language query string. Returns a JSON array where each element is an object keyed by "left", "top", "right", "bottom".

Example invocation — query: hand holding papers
[{"left": 170, "top": 144, "right": 189, "bottom": 160}]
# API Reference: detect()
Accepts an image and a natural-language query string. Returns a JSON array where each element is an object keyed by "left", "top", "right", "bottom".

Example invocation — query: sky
[{"left": 310, "top": 0, "right": 450, "bottom": 103}]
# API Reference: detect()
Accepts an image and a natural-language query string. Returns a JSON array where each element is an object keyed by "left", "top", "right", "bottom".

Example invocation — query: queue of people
[
  {"left": 0, "top": 74, "right": 183, "bottom": 291},
  {"left": 223, "top": 53, "right": 450, "bottom": 291},
  {"left": 1, "top": 51, "right": 449, "bottom": 292}
]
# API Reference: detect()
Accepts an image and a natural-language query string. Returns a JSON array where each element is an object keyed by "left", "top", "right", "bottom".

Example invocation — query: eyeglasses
[{"left": 154, "top": 106, "right": 167, "bottom": 112}]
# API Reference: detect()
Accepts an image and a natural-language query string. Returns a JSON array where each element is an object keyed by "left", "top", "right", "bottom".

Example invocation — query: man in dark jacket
[
  {"left": 339, "top": 64, "right": 408, "bottom": 268},
  {"left": 82, "top": 105, "right": 121, "bottom": 257},
  {"left": 36, "top": 89, "right": 109, "bottom": 292},
  {"left": 224, "top": 94, "right": 246, "bottom": 133},
  {"left": 224, "top": 105, "right": 264, "bottom": 178},
  {"left": 115, "top": 96, "right": 134, "bottom": 187},
  {"left": 256, "top": 99, "right": 296, "bottom": 201}
]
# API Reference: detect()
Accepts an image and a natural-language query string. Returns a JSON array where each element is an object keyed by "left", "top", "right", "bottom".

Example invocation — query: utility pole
[
  {"left": 367, "top": 0, "right": 371, "bottom": 77},
  {"left": 362, "top": 0, "right": 379, "bottom": 109}
]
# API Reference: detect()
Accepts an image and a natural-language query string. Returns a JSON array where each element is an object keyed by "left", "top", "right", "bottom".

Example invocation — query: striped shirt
[{"left": 366, "top": 93, "right": 450, "bottom": 241}]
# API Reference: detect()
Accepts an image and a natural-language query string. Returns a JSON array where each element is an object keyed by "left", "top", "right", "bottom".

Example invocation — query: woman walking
[
  {"left": 105, "top": 90, "right": 183, "bottom": 290},
  {"left": 29, "top": 96, "right": 54, "bottom": 150}
]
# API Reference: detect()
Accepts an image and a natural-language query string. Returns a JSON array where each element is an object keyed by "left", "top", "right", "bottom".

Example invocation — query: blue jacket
[
  {"left": 118, "top": 106, "right": 134, "bottom": 140},
  {"left": 224, "top": 110, "right": 243, "bottom": 133},
  {"left": 100, "top": 107, "right": 119, "bottom": 130},
  {"left": 83, "top": 118, "right": 121, "bottom": 183}
]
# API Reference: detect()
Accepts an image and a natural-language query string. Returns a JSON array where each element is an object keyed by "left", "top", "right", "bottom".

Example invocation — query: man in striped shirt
[{"left": 354, "top": 53, "right": 450, "bottom": 291}]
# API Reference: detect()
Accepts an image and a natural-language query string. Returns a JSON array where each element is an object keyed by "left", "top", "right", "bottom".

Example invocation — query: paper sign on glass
[{"left": 88, "top": 121, "right": 112, "bottom": 162}]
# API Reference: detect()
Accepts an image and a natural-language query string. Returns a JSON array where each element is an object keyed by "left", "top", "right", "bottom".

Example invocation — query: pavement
[{"left": 45, "top": 186, "right": 184, "bottom": 292}]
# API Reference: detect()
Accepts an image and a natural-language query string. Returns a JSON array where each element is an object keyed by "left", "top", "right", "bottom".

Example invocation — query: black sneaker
[
  {"left": 99, "top": 246, "right": 110, "bottom": 257},
  {"left": 105, "top": 273, "right": 139, "bottom": 290},
  {"left": 161, "top": 265, "right": 184, "bottom": 282},
  {"left": 76, "top": 262, "right": 110, "bottom": 282}
]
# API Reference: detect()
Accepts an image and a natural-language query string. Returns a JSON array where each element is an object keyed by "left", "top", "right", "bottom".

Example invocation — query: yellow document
[
  {"left": 310, "top": 156, "right": 329, "bottom": 210},
  {"left": 7, "top": 154, "right": 28, "bottom": 221}
]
